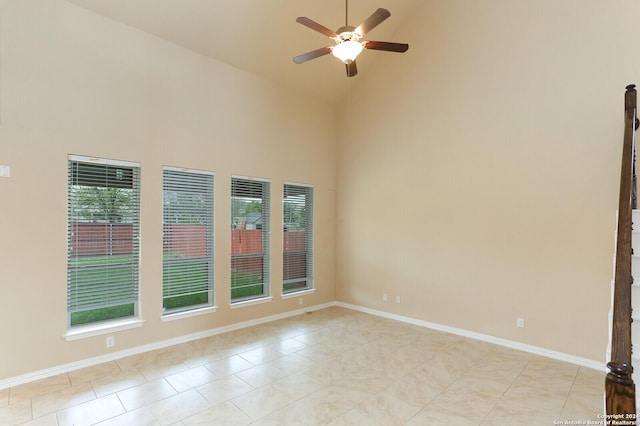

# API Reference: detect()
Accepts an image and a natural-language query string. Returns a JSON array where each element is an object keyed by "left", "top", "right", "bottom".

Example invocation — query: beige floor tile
[
  {"left": 271, "top": 337, "right": 308, "bottom": 355},
  {"left": 411, "top": 353, "right": 470, "bottom": 389},
  {"left": 334, "top": 341, "right": 395, "bottom": 371},
  {"left": 116, "top": 351, "right": 163, "bottom": 371},
  {"left": 1, "top": 308, "right": 607, "bottom": 426},
  {"left": 10, "top": 374, "right": 71, "bottom": 403},
  {"left": 231, "top": 384, "right": 297, "bottom": 420},
  {"left": 31, "top": 381, "right": 96, "bottom": 418},
  {"left": 515, "top": 356, "right": 579, "bottom": 395},
  {"left": 203, "top": 355, "right": 254, "bottom": 377},
  {"left": 328, "top": 408, "right": 386, "bottom": 426},
  {"left": 447, "top": 374, "right": 512, "bottom": 397},
  {"left": 293, "top": 327, "right": 338, "bottom": 346},
  {"left": 443, "top": 338, "right": 494, "bottom": 364},
  {"left": 560, "top": 393, "right": 604, "bottom": 423},
  {"left": 18, "top": 413, "right": 59, "bottom": 426},
  {"left": 56, "top": 394, "right": 125, "bottom": 426},
  {"left": 254, "top": 396, "right": 346, "bottom": 426},
  {"left": 263, "top": 352, "right": 311, "bottom": 374},
  {"left": 406, "top": 405, "right": 478, "bottom": 426},
  {"left": 137, "top": 358, "right": 190, "bottom": 382},
  {"left": 383, "top": 372, "right": 443, "bottom": 408},
  {"left": 68, "top": 361, "right": 122, "bottom": 385},
  {"left": 235, "top": 364, "right": 288, "bottom": 388},
  {"left": 116, "top": 378, "right": 177, "bottom": 411},
  {"left": 463, "top": 365, "right": 520, "bottom": 389},
  {"left": 571, "top": 367, "right": 606, "bottom": 398},
  {"left": 352, "top": 391, "right": 422, "bottom": 425},
  {"left": 367, "top": 349, "right": 428, "bottom": 380},
  {"left": 237, "top": 346, "right": 284, "bottom": 365},
  {"left": 481, "top": 345, "right": 534, "bottom": 365},
  {"left": 483, "top": 403, "right": 558, "bottom": 425},
  {"left": 271, "top": 371, "right": 326, "bottom": 399},
  {"left": 183, "top": 401, "right": 252, "bottom": 425},
  {"left": 303, "top": 358, "right": 359, "bottom": 387},
  {"left": 96, "top": 407, "right": 160, "bottom": 426},
  {"left": 308, "top": 382, "right": 372, "bottom": 413},
  {"left": 154, "top": 343, "right": 201, "bottom": 365},
  {"left": 147, "top": 389, "right": 211, "bottom": 426},
  {"left": 91, "top": 368, "right": 148, "bottom": 397},
  {"left": 164, "top": 366, "right": 217, "bottom": 393},
  {"left": 0, "top": 399, "right": 32, "bottom": 425},
  {"left": 296, "top": 344, "right": 345, "bottom": 362},
  {"left": 429, "top": 380, "right": 504, "bottom": 424},
  {"left": 339, "top": 369, "right": 394, "bottom": 395},
  {"left": 487, "top": 382, "right": 568, "bottom": 423},
  {"left": 196, "top": 375, "right": 254, "bottom": 406}
]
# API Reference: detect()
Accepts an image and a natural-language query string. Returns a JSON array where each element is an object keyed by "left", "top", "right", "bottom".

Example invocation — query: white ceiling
[{"left": 65, "top": 0, "right": 425, "bottom": 104}]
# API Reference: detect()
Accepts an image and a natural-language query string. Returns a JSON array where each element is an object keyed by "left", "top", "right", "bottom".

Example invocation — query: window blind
[
  {"left": 231, "top": 177, "right": 270, "bottom": 302},
  {"left": 67, "top": 157, "right": 140, "bottom": 327},
  {"left": 162, "top": 168, "right": 214, "bottom": 313},
  {"left": 283, "top": 184, "right": 313, "bottom": 293}
]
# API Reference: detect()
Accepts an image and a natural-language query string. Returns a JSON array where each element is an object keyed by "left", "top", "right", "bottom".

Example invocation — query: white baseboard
[
  {"left": 335, "top": 302, "right": 606, "bottom": 372},
  {"left": 0, "top": 301, "right": 335, "bottom": 390},
  {"left": 0, "top": 300, "right": 605, "bottom": 390}
]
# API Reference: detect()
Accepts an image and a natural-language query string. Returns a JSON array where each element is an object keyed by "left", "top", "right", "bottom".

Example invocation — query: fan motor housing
[{"left": 335, "top": 25, "right": 360, "bottom": 41}]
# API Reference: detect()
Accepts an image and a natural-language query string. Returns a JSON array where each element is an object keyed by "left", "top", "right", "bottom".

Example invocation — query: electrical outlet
[
  {"left": 383, "top": 293, "right": 388, "bottom": 301},
  {"left": 395, "top": 296, "right": 401, "bottom": 304},
  {"left": 516, "top": 317, "right": 525, "bottom": 328},
  {"left": 106, "top": 336, "right": 115, "bottom": 348},
  {"left": 298, "top": 297, "right": 303, "bottom": 305}
]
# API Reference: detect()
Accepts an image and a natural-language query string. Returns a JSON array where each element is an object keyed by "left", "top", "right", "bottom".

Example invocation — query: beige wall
[
  {"left": 0, "top": 1, "right": 336, "bottom": 380},
  {"left": 336, "top": 0, "right": 640, "bottom": 362}
]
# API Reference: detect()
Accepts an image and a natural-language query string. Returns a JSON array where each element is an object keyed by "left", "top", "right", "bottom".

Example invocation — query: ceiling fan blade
[
  {"left": 293, "top": 46, "right": 333, "bottom": 64},
  {"left": 355, "top": 8, "right": 391, "bottom": 36},
  {"left": 296, "top": 17, "right": 338, "bottom": 38},
  {"left": 364, "top": 40, "right": 409, "bottom": 53},
  {"left": 346, "top": 61, "right": 358, "bottom": 77}
]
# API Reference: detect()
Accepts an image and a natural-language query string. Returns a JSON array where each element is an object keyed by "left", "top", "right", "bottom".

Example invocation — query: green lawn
[
  {"left": 69, "top": 255, "right": 265, "bottom": 326},
  {"left": 68, "top": 255, "right": 136, "bottom": 326},
  {"left": 231, "top": 270, "right": 264, "bottom": 300}
]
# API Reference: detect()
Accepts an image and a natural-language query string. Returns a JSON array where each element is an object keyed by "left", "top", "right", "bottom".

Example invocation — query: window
[
  {"left": 231, "top": 177, "right": 270, "bottom": 302},
  {"left": 67, "top": 156, "right": 140, "bottom": 327},
  {"left": 163, "top": 167, "right": 214, "bottom": 314},
  {"left": 283, "top": 184, "right": 313, "bottom": 293}
]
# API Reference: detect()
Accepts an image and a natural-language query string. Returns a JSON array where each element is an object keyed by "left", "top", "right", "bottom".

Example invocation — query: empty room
[{"left": 1, "top": 0, "right": 639, "bottom": 424}]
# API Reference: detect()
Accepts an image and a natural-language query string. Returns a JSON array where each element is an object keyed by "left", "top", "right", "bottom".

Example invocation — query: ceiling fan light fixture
[{"left": 331, "top": 40, "right": 364, "bottom": 64}]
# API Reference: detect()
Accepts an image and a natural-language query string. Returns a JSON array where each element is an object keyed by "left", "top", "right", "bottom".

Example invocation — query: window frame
[
  {"left": 283, "top": 182, "right": 314, "bottom": 295},
  {"left": 230, "top": 176, "right": 271, "bottom": 304},
  {"left": 66, "top": 155, "right": 141, "bottom": 329},
  {"left": 162, "top": 166, "right": 215, "bottom": 317}
]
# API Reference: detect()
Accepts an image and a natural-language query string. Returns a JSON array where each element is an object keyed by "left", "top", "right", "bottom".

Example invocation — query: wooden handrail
[{"left": 606, "top": 84, "right": 638, "bottom": 417}]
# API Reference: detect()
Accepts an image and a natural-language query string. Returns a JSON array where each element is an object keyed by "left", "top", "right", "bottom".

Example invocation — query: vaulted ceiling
[{"left": 65, "top": 0, "right": 425, "bottom": 104}]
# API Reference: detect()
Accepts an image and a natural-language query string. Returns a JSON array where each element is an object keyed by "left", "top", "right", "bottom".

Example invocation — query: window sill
[
  {"left": 64, "top": 318, "right": 145, "bottom": 341},
  {"left": 282, "top": 288, "right": 315, "bottom": 299},
  {"left": 161, "top": 306, "right": 218, "bottom": 322},
  {"left": 229, "top": 297, "right": 273, "bottom": 310}
]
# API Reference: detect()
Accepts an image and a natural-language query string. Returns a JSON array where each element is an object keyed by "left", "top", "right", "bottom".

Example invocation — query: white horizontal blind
[
  {"left": 283, "top": 184, "right": 313, "bottom": 293},
  {"left": 231, "top": 177, "right": 270, "bottom": 302},
  {"left": 162, "top": 168, "right": 214, "bottom": 313},
  {"left": 67, "top": 157, "right": 140, "bottom": 327}
]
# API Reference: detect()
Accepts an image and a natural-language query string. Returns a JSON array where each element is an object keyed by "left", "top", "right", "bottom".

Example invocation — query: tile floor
[{"left": 0, "top": 307, "right": 605, "bottom": 425}]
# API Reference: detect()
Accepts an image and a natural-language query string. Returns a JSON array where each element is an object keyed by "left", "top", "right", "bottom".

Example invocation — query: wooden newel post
[
  {"left": 606, "top": 84, "right": 637, "bottom": 419},
  {"left": 606, "top": 362, "right": 635, "bottom": 417}
]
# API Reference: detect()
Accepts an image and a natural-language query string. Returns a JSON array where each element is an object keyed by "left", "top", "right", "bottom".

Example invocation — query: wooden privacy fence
[{"left": 70, "top": 223, "right": 305, "bottom": 259}]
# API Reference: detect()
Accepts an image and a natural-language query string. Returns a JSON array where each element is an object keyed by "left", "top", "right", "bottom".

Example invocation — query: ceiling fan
[{"left": 293, "top": 1, "right": 409, "bottom": 77}]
